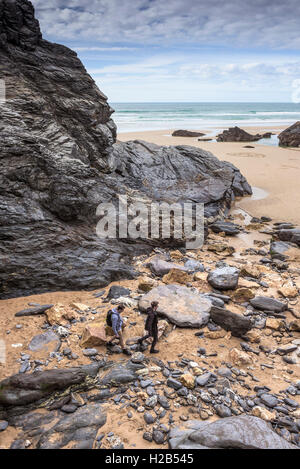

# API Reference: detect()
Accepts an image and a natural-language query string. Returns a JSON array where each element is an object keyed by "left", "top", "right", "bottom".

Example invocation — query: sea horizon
[{"left": 111, "top": 101, "right": 300, "bottom": 134}]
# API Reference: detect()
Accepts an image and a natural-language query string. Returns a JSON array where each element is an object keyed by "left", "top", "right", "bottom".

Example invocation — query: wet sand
[{"left": 118, "top": 126, "right": 300, "bottom": 225}]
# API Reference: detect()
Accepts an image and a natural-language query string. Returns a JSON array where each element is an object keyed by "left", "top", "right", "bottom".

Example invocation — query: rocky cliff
[{"left": 0, "top": 0, "right": 252, "bottom": 299}]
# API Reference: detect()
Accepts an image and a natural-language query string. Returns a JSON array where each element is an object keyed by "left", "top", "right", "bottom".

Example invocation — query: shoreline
[{"left": 118, "top": 125, "right": 300, "bottom": 226}]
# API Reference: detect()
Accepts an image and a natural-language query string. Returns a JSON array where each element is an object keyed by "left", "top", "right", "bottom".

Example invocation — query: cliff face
[{"left": 0, "top": 0, "right": 252, "bottom": 299}]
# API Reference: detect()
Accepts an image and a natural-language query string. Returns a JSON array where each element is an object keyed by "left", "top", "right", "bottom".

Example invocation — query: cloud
[
  {"left": 31, "top": 0, "right": 300, "bottom": 50},
  {"left": 74, "top": 46, "right": 137, "bottom": 51}
]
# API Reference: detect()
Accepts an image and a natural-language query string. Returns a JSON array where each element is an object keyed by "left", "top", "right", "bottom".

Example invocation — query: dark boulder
[
  {"left": 278, "top": 122, "right": 300, "bottom": 147},
  {"left": 15, "top": 304, "right": 53, "bottom": 317},
  {"left": 209, "top": 306, "right": 252, "bottom": 337},
  {"left": 106, "top": 285, "right": 131, "bottom": 299},
  {"left": 250, "top": 296, "right": 287, "bottom": 313},
  {"left": 0, "top": 363, "right": 103, "bottom": 407},
  {"left": 210, "top": 221, "right": 240, "bottom": 236},
  {"left": 172, "top": 130, "right": 205, "bottom": 137},
  {"left": 217, "top": 127, "right": 263, "bottom": 142}
]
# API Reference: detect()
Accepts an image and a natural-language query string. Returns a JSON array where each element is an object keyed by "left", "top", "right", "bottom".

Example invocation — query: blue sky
[{"left": 31, "top": 0, "right": 300, "bottom": 102}]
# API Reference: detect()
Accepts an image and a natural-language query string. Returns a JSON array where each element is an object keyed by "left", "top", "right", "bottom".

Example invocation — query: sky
[{"left": 31, "top": 0, "right": 300, "bottom": 102}]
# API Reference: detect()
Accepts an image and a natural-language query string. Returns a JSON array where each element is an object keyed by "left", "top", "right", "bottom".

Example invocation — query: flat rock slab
[
  {"left": 207, "top": 267, "right": 240, "bottom": 291},
  {"left": 139, "top": 284, "right": 211, "bottom": 328},
  {"left": 35, "top": 403, "right": 106, "bottom": 449},
  {"left": 15, "top": 304, "right": 54, "bottom": 317},
  {"left": 169, "top": 415, "right": 297, "bottom": 449},
  {"left": 99, "top": 361, "right": 145, "bottom": 386},
  {"left": 28, "top": 331, "right": 61, "bottom": 353},
  {"left": 250, "top": 296, "right": 287, "bottom": 313},
  {"left": 172, "top": 130, "right": 205, "bottom": 137},
  {"left": 210, "top": 306, "right": 252, "bottom": 337},
  {"left": 0, "top": 363, "right": 103, "bottom": 407}
]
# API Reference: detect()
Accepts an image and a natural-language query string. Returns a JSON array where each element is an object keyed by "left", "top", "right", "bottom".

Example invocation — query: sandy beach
[{"left": 118, "top": 126, "right": 300, "bottom": 226}]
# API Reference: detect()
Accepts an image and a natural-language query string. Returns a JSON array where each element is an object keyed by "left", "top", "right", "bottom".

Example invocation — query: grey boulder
[
  {"left": 209, "top": 306, "right": 252, "bottom": 337},
  {"left": 169, "top": 415, "right": 298, "bottom": 449},
  {"left": 139, "top": 284, "right": 211, "bottom": 328},
  {"left": 207, "top": 267, "right": 240, "bottom": 290}
]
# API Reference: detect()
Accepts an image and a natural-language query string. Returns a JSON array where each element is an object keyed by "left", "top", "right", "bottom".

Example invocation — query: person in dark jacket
[{"left": 138, "top": 301, "right": 159, "bottom": 354}]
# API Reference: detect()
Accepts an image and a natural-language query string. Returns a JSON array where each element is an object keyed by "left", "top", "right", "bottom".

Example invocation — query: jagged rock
[
  {"left": 210, "top": 221, "right": 240, "bottom": 236},
  {"left": 250, "top": 296, "right": 287, "bottom": 313},
  {"left": 0, "top": 0, "right": 252, "bottom": 299},
  {"left": 139, "top": 284, "right": 211, "bottom": 328},
  {"left": 168, "top": 415, "right": 297, "bottom": 449},
  {"left": 162, "top": 269, "right": 192, "bottom": 285},
  {"left": 252, "top": 407, "right": 276, "bottom": 422},
  {"left": 217, "top": 127, "right": 263, "bottom": 142},
  {"left": 207, "top": 267, "right": 240, "bottom": 290},
  {"left": 28, "top": 331, "right": 60, "bottom": 353},
  {"left": 232, "top": 287, "right": 255, "bottom": 303},
  {"left": 138, "top": 277, "right": 158, "bottom": 292},
  {"left": 179, "top": 374, "right": 195, "bottom": 389},
  {"left": 229, "top": 348, "right": 253, "bottom": 367},
  {"left": 172, "top": 130, "right": 205, "bottom": 137},
  {"left": 278, "top": 122, "right": 300, "bottom": 147},
  {"left": 265, "top": 318, "right": 286, "bottom": 330},
  {"left": 209, "top": 306, "right": 252, "bottom": 337},
  {"left": 45, "top": 304, "right": 76, "bottom": 326},
  {"left": 278, "top": 282, "right": 298, "bottom": 299},
  {"left": 0, "top": 363, "right": 103, "bottom": 406},
  {"left": 240, "top": 264, "right": 261, "bottom": 279}
]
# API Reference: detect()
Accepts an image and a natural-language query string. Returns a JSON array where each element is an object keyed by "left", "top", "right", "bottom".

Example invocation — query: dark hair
[
  {"left": 117, "top": 304, "right": 125, "bottom": 311},
  {"left": 151, "top": 301, "right": 159, "bottom": 308}
]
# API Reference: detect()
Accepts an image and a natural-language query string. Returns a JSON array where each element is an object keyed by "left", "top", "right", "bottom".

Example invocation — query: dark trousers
[{"left": 139, "top": 329, "right": 158, "bottom": 350}]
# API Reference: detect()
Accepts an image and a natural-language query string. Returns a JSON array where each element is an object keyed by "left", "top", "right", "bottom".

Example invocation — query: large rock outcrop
[
  {"left": 0, "top": 0, "right": 252, "bottom": 299},
  {"left": 278, "top": 122, "right": 300, "bottom": 147}
]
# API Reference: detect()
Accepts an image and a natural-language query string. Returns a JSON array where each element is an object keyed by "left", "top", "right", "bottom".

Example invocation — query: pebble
[
  {"left": 0, "top": 420, "right": 8, "bottom": 432},
  {"left": 152, "top": 430, "right": 164, "bottom": 444},
  {"left": 82, "top": 348, "right": 98, "bottom": 357},
  {"left": 143, "top": 432, "right": 153, "bottom": 442},
  {"left": 61, "top": 404, "right": 77, "bottom": 413},
  {"left": 144, "top": 412, "right": 155, "bottom": 424}
]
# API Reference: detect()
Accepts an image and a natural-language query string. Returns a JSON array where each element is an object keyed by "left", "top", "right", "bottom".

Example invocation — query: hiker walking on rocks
[
  {"left": 138, "top": 301, "right": 159, "bottom": 354},
  {"left": 106, "top": 304, "right": 131, "bottom": 356}
]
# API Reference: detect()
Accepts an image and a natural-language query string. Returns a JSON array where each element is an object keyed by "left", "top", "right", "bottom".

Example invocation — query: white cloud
[
  {"left": 74, "top": 46, "right": 136, "bottom": 51},
  {"left": 31, "top": 0, "right": 300, "bottom": 50}
]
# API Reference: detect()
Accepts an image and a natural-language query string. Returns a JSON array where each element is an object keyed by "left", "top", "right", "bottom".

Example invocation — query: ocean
[{"left": 110, "top": 102, "right": 300, "bottom": 136}]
